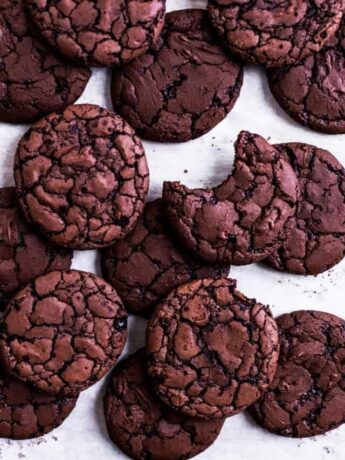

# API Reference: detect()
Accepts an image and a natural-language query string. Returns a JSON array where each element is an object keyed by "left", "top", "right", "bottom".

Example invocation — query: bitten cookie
[
  {"left": 104, "top": 349, "right": 224, "bottom": 460},
  {"left": 251, "top": 310, "right": 345, "bottom": 437},
  {"left": 0, "top": 270, "right": 128, "bottom": 396},
  {"left": 207, "top": 0, "right": 343, "bottom": 67},
  {"left": 0, "top": 0, "right": 91, "bottom": 123},
  {"left": 111, "top": 9, "right": 244, "bottom": 143},
  {"left": 27, "top": 0, "right": 166, "bottom": 67},
  {"left": 101, "top": 199, "right": 230, "bottom": 317},
  {"left": 266, "top": 143, "right": 345, "bottom": 275},
  {"left": 14, "top": 104, "right": 149, "bottom": 250},
  {"left": 147, "top": 278, "right": 279, "bottom": 419}
]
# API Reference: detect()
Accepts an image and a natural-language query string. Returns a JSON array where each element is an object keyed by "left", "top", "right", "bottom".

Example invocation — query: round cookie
[
  {"left": 266, "top": 143, "right": 345, "bottom": 275},
  {"left": 268, "top": 19, "right": 345, "bottom": 133},
  {"left": 0, "top": 187, "right": 72, "bottom": 308},
  {"left": 111, "top": 9, "right": 244, "bottom": 143},
  {"left": 0, "top": 370, "right": 77, "bottom": 440},
  {"left": 251, "top": 310, "right": 345, "bottom": 437},
  {"left": 101, "top": 199, "right": 230, "bottom": 317},
  {"left": 147, "top": 278, "right": 280, "bottom": 420},
  {"left": 0, "top": 0, "right": 91, "bottom": 124},
  {"left": 0, "top": 270, "right": 128, "bottom": 396},
  {"left": 14, "top": 104, "right": 149, "bottom": 250},
  {"left": 163, "top": 131, "right": 299, "bottom": 265},
  {"left": 104, "top": 349, "right": 224, "bottom": 460},
  {"left": 207, "top": 0, "right": 343, "bottom": 68},
  {"left": 27, "top": 0, "right": 166, "bottom": 67}
]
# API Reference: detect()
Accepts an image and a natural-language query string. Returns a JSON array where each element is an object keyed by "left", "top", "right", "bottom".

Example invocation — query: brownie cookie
[
  {"left": 27, "top": 0, "right": 166, "bottom": 67},
  {"left": 0, "top": 187, "right": 72, "bottom": 308},
  {"left": 251, "top": 310, "right": 345, "bottom": 437},
  {"left": 0, "top": 0, "right": 91, "bottom": 124},
  {"left": 14, "top": 104, "right": 149, "bottom": 250},
  {"left": 163, "top": 131, "right": 299, "bottom": 265},
  {"left": 268, "top": 19, "right": 345, "bottom": 133},
  {"left": 0, "top": 270, "right": 128, "bottom": 396},
  {"left": 147, "top": 278, "right": 280, "bottom": 419},
  {"left": 101, "top": 199, "right": 230, "bottom": 317},
  {"left": 104, "top": 349, "right": 224, "bottom": 460},
  {"left": 266, "top": 143, "right": 345, "bottom": 275},
  {"left": 207, "top": 0, "right": 343, "bottom": 68},
  {"left": 0, "top": 370, "right": 77, "bottom": 439},
  {"left": 111, "top": 9, "right": 244, "bottom": 143}
]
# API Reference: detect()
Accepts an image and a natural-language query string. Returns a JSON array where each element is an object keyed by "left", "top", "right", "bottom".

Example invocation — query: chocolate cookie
[
  {"left": 0, "top": 270, "right": 128, "bottom": 396},
  {"left": 163, "top": 131, "right": 299, "bottom": 265},
  {"left": 268, "top": 19, "right": 345, "bottom": 133},
  {"left": 147, "top": 278, "right": 280, "bottom": 420},
  {"left": 0, "top": 0, "right": 91, "bottom": 124},
  {"left": 0, "top": 187, "right": 72, "bottom": 308},
  {"left": 266, "top": 143, "right": 345, "bottom": 275},
  {"left": 101, "top": 199, "right": 230, "bottom": 317},
  {"left": 14, "top": 104, "right": 149, "bottom": 250},
  {"left": 251, "top": 310, "right": 345, "bottom": 437},
  {"left": 111, "top": 9, "right": 243, "bottom": 143},
  {"left": 0, "top": 370, "right": 77, "bottom": 439},
  {"left": 207, "top": 0, "right": 343, "bottom": 68},
  {"left": 104, "top": 349, "right": 224, "bottom": 460},
  {"left": 27, "top": 0, "right": 166, "bottom": 67}
]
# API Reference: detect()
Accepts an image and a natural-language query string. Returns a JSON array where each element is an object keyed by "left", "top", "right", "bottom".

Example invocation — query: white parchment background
[{"left": 1, "top": 1, "right": 345, "bottom": 459}]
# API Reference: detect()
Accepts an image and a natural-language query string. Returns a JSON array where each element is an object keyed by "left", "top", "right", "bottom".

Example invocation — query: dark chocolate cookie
[
  {"left": 207, "top": 0, "right": 343, "bottom": 68},
  {"left": 27, "top": 0, "right": 166, "bottom": 67},
  {"left": 0, "top": 187, "right": 72, "bottom": 308},
  {"left": 268, "top": 19, "right": 345, "bottom": 133},
  {"left": 101, "top": 199, "right": 230, "bottom": 317},
  {"left": 111, "top": 9, "right": 243, "bottom": 143},
  {"left": 0, "top": 370, "right": 77, "bottom": 439},
  {"left": 251, "top": 310, "right": 345, "bottom": 437},
  {"left": 147, "top": 278, "right": 280, "bottom": 420},
  {"left": 104, "top": 348, "right": 224, "bottom": 460},
  {"left": 0, "top": 0, "right": 91, "bottom": 124},
  {"left": 0, "top": 270, "right": 128, "bottom": 396},
  {"left": 14, "top": 104, "right": 149, "bottom": 250},
  {"left": 163, "top": 131, "right": 299, "bottom": 265},
  {"left": 266, "top": 143, "right": 345, "bottom": 275}
]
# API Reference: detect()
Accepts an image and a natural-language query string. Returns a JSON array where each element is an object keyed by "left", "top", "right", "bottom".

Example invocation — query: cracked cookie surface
[
  {"left": 104, "top": 348, "right": 224, "bottom": 460},
  {"left": 14, "top": 104, "right": 149, "bottom": 250},
  {"left": 266, "top": 143, "right": 345, "bottom": 275},
  {"left": 0, "top": 270, "right": 128, "bottom": 396},
  {"left": 0, "top": 0, "right": 91, "bottom": 124},
  {"left": 111, "top": 9, "right": 243, "bottom": 143},
  {"left": 147, "top": 278, "right": 279, "bottom": 420},
  {"left": 251, "top": 310, "right": 345, "bottom": 437},
  {"left": 163, "top": 131, "right": 299, "bottom": 265},
  {"left": 207, "top": 0, "right": 343, "bottom": 68},
  {"left": 268, "top": 19, "right": 345, "bottom": 133},
  {"left": 27, "top": 0, "right": 166, "bottom": 67},
  {"left": 0, "top": 187, "right": 73, "bottom": 309},
  {"left": 101, "top": 199, "right": 230, "bottom": 317}
]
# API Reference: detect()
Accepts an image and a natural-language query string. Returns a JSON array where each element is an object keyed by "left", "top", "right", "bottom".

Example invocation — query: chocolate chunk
[
  {"left": 268, "top": 18, "right": 345, "bottom": 133},
  {"left": 266, "top": 143, "right": 345, "bottom": 275},
  {"left": 0, "top": 270, "right": 128, "bottom": 396},
  {"left": 163, "top": 131, "right": 299, "bottom": 265},
  {"left": 147, "top": 278, "right": 279, "bottom": 419},
  {"left": 0, "top": 0, "right": 91, "bottom": 124},
  {"left": 251, "top": 310, "right": 345, "bottom": 437},
  {"left": 27, "top": 0, "right": 166, "bottom": 67},
  {"left": 207, "top": 0, "right": 343, "bottom": 68},
  {"left": 104, "top": 348, "right": 224, "bottom": 460},
  {"left": 14, "top": 104, "right": 150, "bottom": 250},
  {"left": 111, "top": 9, "right": 243, "bottom": 143},
  {"left": 101, "top": 199, "right": 230, "bottom": 317},
  {"left": 0, "top": 187, "right": 73, "bottom": 308}
]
